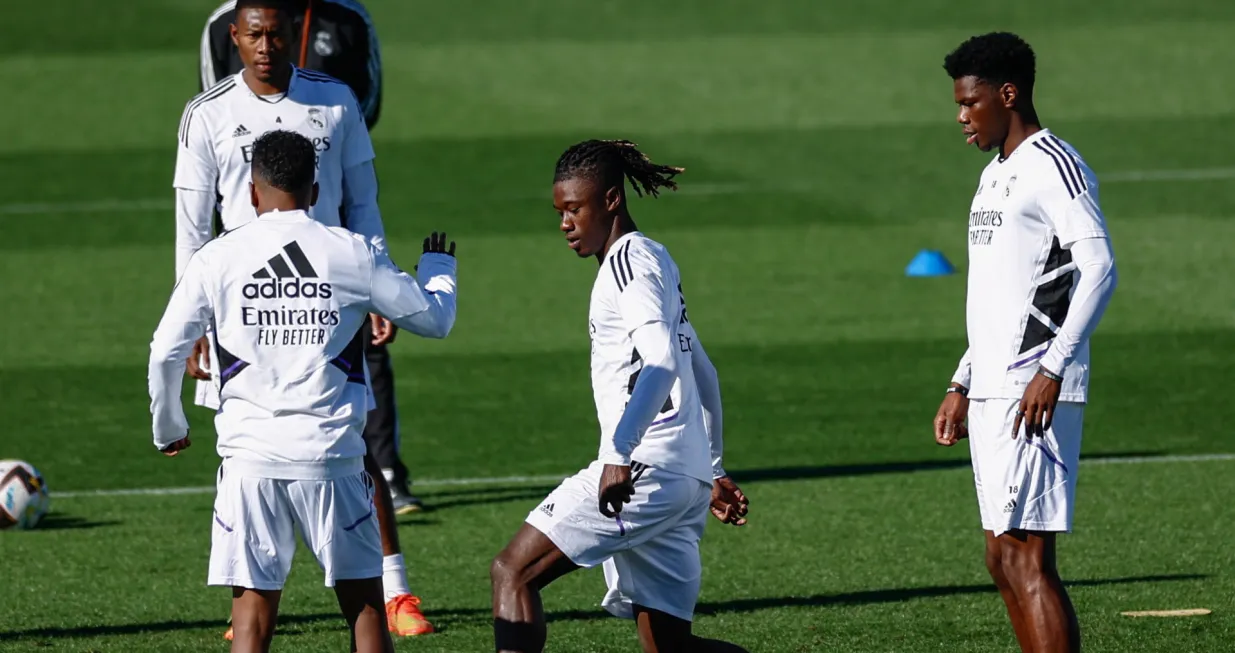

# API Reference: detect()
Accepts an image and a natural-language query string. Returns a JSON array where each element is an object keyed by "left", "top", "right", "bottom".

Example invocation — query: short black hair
[
  {"left": 554, "top": 140, "right": 684, "bottom": 199},
  {"left": 234, "top": 0, "right": 293, "bottom": 15},
  {"left": 943, "top": 32, "right": 1036, "bottom": 97},
  {"left": 251, "top": 130, "right": 316, "bottom": 194}
]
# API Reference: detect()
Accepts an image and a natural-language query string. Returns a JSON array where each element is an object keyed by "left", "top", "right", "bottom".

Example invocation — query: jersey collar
[
  {"left": 998, "top": 127, "right": 1053, "bottom": 164},
  {"left": 603, "top": 231, "right": 641, "bottom": 263},
  {"left": 238, "top": 65, "right": 298, "bottom": 103}
]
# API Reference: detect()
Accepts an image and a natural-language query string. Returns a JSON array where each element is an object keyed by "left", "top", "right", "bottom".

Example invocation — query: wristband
[
  {"left": 946, "top": 385, "right": 968, "bottom": 397},
  {"left": 1038, "top": 366, "right": 1063, "bottom": 382}
]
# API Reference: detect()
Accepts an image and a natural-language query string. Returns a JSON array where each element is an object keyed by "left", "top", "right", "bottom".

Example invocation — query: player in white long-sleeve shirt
[
  {"left": 933, "top": 34, "right": 1118, "bottom": 653},
  {"left": 149, "top": 131, "right": 456, "bottom": 653},
  {"left": 490, "top": 140, "right": 749, "bottom": 653},
  {"left": 173, "top": 1, "right": 434, "bottom": 638}
]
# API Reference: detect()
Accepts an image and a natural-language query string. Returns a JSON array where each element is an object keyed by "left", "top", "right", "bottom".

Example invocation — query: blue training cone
[{"left": 905, "top": 249, "right": 955, "bottom": 277}]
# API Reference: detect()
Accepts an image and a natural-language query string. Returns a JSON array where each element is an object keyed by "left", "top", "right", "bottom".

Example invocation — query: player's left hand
[
  {"left": 1013, "top": 369, "right": 1062, "bottom": 440},
  {"left": 370, "top": 314, "right": 398, "bottom": 345},
  {"left": 598, "top": 464, "right": 634, "bottom": 518},
  {"left": 710, "top": 476, "right": 748, "bottom": 526},
  {"left": 160, "top": 436, "right": 191, "bottom": 457},
  {"left": 423, "top": 231, "right": 456, "bottom": 257}
]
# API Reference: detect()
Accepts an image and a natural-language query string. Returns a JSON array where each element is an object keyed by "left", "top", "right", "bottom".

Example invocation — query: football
[{"left": 0, "top": 460, "right": 51, "bottom": 530}]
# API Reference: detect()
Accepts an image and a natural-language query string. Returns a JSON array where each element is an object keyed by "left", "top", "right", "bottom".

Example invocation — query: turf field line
[
  {"left": 49, "top": 453, "right": 1235, "bottom": 499},
  {"left": 5, "top": 167, "right": 1235, "bottom": 215}
]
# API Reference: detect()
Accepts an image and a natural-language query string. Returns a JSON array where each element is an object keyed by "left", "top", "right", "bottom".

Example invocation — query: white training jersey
[
  {"left": 148, "top": 210, "right": 456, "bottom": 479},
  {"left": 173, "top": 66, "right": 374, "bottom": 232},
  {"left": 589, "top": 232, "right": 712, "bottom": 484},
  {"left": 964, "top": 129, "right": 1110, "bottom": 403}
]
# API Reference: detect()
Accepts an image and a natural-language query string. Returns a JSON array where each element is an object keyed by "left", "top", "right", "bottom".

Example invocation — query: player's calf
[
  {"left": 334, "top": 577, "right": 394, "bottom": 653},
  {"left": 634, "top": 606, "right": 748, "bottom": 653},
  {"left": 997, "top": 530, "right": 1080, "bottom": 653},
  {"left": 230, "top": 587, "right": 281, "bottom": 653}
]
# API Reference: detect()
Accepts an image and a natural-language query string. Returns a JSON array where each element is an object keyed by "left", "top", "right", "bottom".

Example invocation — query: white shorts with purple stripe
[
  {"left": 967, "top": 398, "right": 1084, "bottom": 536},
  {"left": 525, "top": 460, "right": 711, "bottom": 622},
  {"left": 208, "top": 466, "right": 382, "bottom": 590}
]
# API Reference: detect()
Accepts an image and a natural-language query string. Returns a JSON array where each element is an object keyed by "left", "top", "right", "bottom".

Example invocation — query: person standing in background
[{"left": 199, "top": 0, "right": 421, "bottom": 514}]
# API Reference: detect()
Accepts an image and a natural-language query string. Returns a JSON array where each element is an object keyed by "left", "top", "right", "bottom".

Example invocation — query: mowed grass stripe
[
  {"left": 6, "top": 165, "right": 1234, "bottom": 216},
  {"left": 2, "top": 217, "right": 1234, "bottom": 369},
  {"left": 2, "top": 23, "right": 1233, "bottom": 153},
  {"left": 48, "top": 453, "right": 1235, "bottom": 499}
]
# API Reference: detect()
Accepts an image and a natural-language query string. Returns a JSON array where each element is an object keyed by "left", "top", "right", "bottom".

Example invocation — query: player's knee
[
  {"left": 490, "top": 552, "right": 520, "bottom": 590},
  {"left": 984, "top": 541, "right": 1006, "bottom": 583},
  {"left": 999, "top": 541, "right": 1046, "bottom": 586}
]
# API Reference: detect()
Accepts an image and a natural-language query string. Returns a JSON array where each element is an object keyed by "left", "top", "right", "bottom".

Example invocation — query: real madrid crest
[
  {"left": 314, "top": 31, "right": 334, "bottom": 57},
  {"left": 1004, "top": 175, "right": 1017, "bottom": 198},
  {"left": 306, "top": 107, "right": 325, "bottom": 131}
]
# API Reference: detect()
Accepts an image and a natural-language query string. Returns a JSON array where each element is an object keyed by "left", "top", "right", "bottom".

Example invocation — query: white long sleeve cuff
[
  {"left": 342, "top": 161, "right": 386, "bottom": 253},
  {"left": 600, "top": 320, "right": 678, "bottom": 466},
  {"left": 175, "top": 188, "right": 215, "bottom": 280},
  {"left": 1040, "top": 237, "right": 1118, "bottom": 375},
  {"left": 951, "top": 348, "right": 973, "bottom": 388}
]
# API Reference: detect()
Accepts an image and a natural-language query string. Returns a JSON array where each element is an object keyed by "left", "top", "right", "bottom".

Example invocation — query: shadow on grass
[
  {"left": 729, "top": 450, "right": 1164, "bottom": 483},
  {"left": 33, "top": 514, "right": 123, "bottom": 531},
  {"left": 411, "top": 451, "right": 1167, "bottom": 513},
  {"left": 433, "top": 573, "right": 1208, "bottom": 627},
  {"left": 2, "top": 573, "right": 1205, "bottom": 641}
]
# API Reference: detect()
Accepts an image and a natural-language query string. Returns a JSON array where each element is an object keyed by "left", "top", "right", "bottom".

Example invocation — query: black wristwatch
[{"left": 946, "top": 385, "right": 969, "bottom": 397}]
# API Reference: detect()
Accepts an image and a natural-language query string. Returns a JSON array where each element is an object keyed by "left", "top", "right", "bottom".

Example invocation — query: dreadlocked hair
[{"left": 554, "top": 140, "right": 685, "bottom": 198}]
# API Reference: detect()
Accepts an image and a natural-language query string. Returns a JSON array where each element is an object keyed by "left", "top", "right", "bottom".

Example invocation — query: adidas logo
[
  {"left": 1003, "top": 499, "right": 1018, "bottom": 514},
  {"left": 232, "top": 124, "right": 251, "bottom": 138},
  {"left": 539, "top": 503, "right": 554, "bottom": 517},
  {"left": 242, "top": 241, "right": 333, "bottom": 299}
]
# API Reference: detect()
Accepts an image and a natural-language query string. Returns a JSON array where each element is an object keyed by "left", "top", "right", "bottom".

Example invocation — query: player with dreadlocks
[{"left": 490, "top": 140, "right": 750, "bottom": 653}]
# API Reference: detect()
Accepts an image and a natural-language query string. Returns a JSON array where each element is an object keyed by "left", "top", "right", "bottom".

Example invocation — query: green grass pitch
[{"left": 2, "top": 1, "right": 1234, "bottom": 651}]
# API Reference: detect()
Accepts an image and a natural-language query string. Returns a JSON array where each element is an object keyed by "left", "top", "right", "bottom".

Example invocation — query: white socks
[{"left": 382, "top": 554, "right": 412, "bottom": 601}]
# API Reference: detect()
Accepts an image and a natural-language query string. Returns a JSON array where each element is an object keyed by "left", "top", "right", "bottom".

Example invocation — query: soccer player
[
  {"left": 174, "top": 0, "right": 433, "bottom": 637},
  {"left": 933, "top": 33, "right": 1118, "bottom": 653},
  {"left": 199, "top": 0, "right": 419, "bottom": 517},
  {"left": 148, "top": 130, "right": 457, "bottom": 653},
  {"left": 490, "top": 140, "right": 750, "bottom": 653}
]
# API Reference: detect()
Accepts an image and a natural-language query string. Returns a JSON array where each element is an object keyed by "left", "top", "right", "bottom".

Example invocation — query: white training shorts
[
  {"left": 526, "top": 460, "right": 712, "bottom": 622},
  {"left": 967, "top": 398, "right": 1084, "bottom": 536},
  {"left": 208, "top": 465, "right": 383, "bottom": 590}
]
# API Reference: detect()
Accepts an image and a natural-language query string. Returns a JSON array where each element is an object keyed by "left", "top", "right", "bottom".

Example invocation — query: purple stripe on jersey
[
  {"left": 1007, "top": 349, "right": 1048, "bottom": 371},
  {"left": 1027, "top": 439, "right": 1069, "bottom": 476},
  {"left": 343, "top": 505, "right": 374, "bottom": 531},
  {"left": 615, "top": 515, "right": 627, "bottom": 536},
  {"left": 220, "top": 360, "right": 247, "bottom": 379},
  {"left": 332, "top": 356, "right": 353, "bottom": 371},
  {"left": 650, "top": 411, "right": 679, "bottom": 427},
  {"left": 213, "top": 512, "right": 234, "bottom": 533}
]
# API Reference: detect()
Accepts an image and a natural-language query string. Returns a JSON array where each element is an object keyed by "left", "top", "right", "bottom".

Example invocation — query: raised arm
[{"left": 365, "top": 235, "right": 457, "bottom": 339}]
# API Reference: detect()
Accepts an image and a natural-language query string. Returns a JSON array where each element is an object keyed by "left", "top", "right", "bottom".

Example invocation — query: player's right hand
[
  {"left": 186, "top": 336, "right": 211, "bottom": 381},
  {"left": 934, "top": 388, "right": 970, "bottom": 447},
  {"left": 423, "top": 231, "right": 456, "bottom": 257},
  {"left": 160, "top": 435, "right": 192, "bottom": 457},
  {"left": 710, "top": 476, "right": 749, "bottom": 526},
  {"left": 598, "top": 464, "right": 634, "bottom": 517}
]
